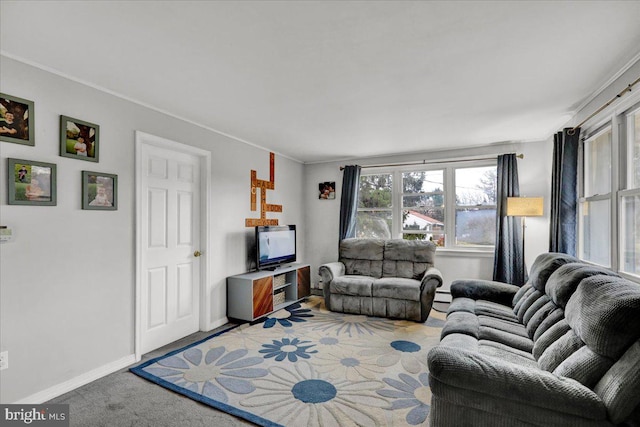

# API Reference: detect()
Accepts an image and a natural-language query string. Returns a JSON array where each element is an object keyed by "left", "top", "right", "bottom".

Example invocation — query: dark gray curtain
[
  {"left": 493, "top": 154, "right": 526, "bottom": 286},
  {"left": 339, "top": 165, "right": 362, "bottom": 241},
  {"left": 549, "top": 128, "right": 580, "bottom": 256}
]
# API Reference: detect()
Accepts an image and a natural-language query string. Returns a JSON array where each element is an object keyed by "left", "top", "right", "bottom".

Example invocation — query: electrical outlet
[{"left": 0, "top": 351, "right": 8, "bottom": 371}]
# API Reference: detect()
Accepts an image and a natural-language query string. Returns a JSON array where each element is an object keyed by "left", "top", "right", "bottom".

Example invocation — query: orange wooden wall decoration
[{"left": 245, "top": 152, "right": 282, "bottom": 227}]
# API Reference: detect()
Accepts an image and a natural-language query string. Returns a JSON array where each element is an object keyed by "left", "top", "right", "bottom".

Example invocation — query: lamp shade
[{"left": 506, "top": 197, "right": 544, "bottom": 217}]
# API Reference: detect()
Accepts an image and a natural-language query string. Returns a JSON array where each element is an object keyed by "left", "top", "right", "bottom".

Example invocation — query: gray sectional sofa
[
  {"left": 319, "top": 238, "right": 443, "bottom": 322},
  {"left": 427, "top": 252, "right": 640, "bottom": 426}
]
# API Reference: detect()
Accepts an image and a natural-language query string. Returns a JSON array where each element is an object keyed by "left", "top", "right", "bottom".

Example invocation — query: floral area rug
[{"left": 130, "top": 296, "right": 446, "bottom": 426}]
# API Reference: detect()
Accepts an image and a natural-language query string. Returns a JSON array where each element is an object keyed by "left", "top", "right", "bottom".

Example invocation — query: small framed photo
[
  {"left": 319, "top": 181, "right": 336, "bottom": 199},
  {"left": 60, "top": 115, "right": 99, "bottom": 162},
  {"left": 0, "top": 93, "right": 35, "bottom": 146},
  {"left": 8, "top": 158, "right": 57, "bottom": 206},
  {"left": 82, "top": 171, "right": 117, "bottom": 210}
]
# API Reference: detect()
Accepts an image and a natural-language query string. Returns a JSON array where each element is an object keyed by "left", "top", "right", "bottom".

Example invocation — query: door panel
[{"left": 140, "top": 143, "right": 201, "bottom": 354}]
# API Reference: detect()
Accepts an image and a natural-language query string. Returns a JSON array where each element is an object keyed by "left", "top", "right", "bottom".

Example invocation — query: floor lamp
[{"left": 506, "top": 197, "right": 544, "bottom": 277}]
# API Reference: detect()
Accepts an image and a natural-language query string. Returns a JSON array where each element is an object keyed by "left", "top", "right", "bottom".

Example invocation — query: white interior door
[{"left": 139, "top": 141, "right": 202, "bottom": 355}]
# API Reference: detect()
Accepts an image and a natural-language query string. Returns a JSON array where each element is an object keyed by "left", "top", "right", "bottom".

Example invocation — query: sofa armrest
[
  {"left": 427, "top": 346, "right": 607, "bottom": 420},
  {"left": 450, "top": 279, "right": 519, "bottom": 306},
  {"left": 319, "top": 262, "right": 345, "bottom": 311},
  {"left": 318, "top": 262, "right": 345, "bottom": 286},
  {"left": 421, "top": 267, "right": 443, "bottom": 291}
]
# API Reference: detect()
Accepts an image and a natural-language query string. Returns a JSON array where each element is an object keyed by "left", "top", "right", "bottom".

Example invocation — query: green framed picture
[
  {"left": 8, "top": 158, "right": 57, "bottom": 206},
  {"left": 82, "top": 171, "right": 117, "bottom": 210},
  {"left": 0, "top": 93, "right": 35, "bottom": 146},
  {"left": 60, "top": 115, "right": 99, "bottom": 162}
]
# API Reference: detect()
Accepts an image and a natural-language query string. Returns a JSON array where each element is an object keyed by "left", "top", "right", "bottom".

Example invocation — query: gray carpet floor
[{"left": 48, "top": 324, "right": 254, "bottom": 427}]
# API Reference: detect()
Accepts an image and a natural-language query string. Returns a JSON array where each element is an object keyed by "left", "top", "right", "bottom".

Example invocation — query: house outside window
[
  {"left": 356, "top": 161, "right": 497, "bottom": 249},
  {"left": 402, "top": 170, "right": 445, "bottom": 243}
]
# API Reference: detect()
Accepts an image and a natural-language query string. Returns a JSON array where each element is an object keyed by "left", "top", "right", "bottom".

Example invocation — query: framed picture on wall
[
  {"left": 82, "top": 171, "right": 117, "bottom": 210},
  {"left": 319, "top": 181, "right": 336, "bottom": 199},
  {"left": 60, "top": 115, "right": 100, "bottom": 162},
  {"left": 8, "top": 158, "right": 57, "bottom": 206},
  {"left": 0, "top": 93, "right": 35, "bottom": 146}
]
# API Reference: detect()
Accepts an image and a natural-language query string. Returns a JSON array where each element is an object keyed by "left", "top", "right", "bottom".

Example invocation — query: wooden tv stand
[{"left": 226, "top": 263, "right": 310, "bottom": 322}]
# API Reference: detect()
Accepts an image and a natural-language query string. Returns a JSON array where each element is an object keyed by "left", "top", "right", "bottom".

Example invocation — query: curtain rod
[
  {"left": 339, "top": 153, "right": 523, "bottom": 171},
  {"left": 568, "top": 75, "right": 640, "bottom": 135}
]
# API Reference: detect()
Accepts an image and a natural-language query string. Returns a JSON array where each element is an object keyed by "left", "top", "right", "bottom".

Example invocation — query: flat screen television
[{"left": 256, "top": 225, "right": 296, "bottom": 270}]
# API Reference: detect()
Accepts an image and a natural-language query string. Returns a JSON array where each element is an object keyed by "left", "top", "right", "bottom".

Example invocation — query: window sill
[{"left": 435, "top": 248, "right": 494, "bottom": 258}]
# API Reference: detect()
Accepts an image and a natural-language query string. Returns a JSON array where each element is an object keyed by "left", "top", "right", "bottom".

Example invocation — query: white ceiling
[{"left": 2, "top": 1, "right": 640, "bottom": 163}]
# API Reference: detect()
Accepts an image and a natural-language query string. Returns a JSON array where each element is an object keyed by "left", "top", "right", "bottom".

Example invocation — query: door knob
[{"left": 194, "top": 250, "right": 202, "bottom": 257}]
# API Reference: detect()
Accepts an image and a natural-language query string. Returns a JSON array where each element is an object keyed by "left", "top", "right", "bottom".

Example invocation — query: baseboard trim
[
  {"left": 206, "top": 317, "right": 229, "bottom": 332},
  {"left": 13, "top": 354, "right": 137, "bottom": 404}
]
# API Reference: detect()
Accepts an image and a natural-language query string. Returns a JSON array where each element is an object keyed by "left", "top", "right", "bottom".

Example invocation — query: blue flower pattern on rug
[
  {"left": 259, "top": 337, "right": 317, "bottom": 362},
  {"left": 144, "top": 346, "right": 268, "bottom": 404},
  {"left": 378, "top": 372, "right": 432, "bottom": 425},
  {"left": 260, "top": 302, "right": 314, "bottom": 328},
  {"left": 131, "top": 296, "right": 446, "bottom": 426}
]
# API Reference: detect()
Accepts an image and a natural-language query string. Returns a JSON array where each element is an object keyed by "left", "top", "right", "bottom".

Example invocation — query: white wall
[
  {"left": 304, "top": 140, "right": 553, "bottom": 296},
  {"left": 0, "top": 57, "right": 305, "bottom": 403}
]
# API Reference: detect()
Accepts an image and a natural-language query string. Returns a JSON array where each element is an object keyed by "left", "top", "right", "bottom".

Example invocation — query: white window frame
[
  {"left": 357, "top": 159, "right": 497, "bottom": 251},
  {"left": 577, "top": 89, "right": 640, "bottom": 281},
  {"left": 619, "top": 104, "right": 640, "bottom": 277},
  {"left": 579, "top": 125, "right": 613, "bottom": 268}
]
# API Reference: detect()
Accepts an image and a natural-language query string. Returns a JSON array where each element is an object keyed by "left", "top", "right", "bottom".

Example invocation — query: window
[
  {"left": 579, "top": 101, "right": 640, "bottom": 278},
  {"left": 629, "top": 109, "right": 640, "bottom": 188},
  {"left": 620, "top": 107, "right": 640, "bottom": 276},
  {"left": 455, "top": 166, "right": 497, "bottom": 246},
  {"left": 356, "top": 173, "right": 393, "bottom": 239},
  {"left": 356, "top": 162, "right": 497, "bottom": 249},
  {"left": 402, "top": 170, "right": 444, "bottom": 243},
  {"left": 579, "top": 127, "right": 612, "bottom": 267}
]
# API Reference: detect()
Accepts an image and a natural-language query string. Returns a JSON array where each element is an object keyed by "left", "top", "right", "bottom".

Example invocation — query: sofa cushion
[
  {"left": 532, "top": 319, "right": 571, "bottom": 360},
  {"left": 527, "top": 252, "right": 579, "bottom": 292},
  {"left": 339, "top": 238, "right": 384, "bottom": 278},
  {"left": 531, "top": 306, "right": 565, "bottom": 342},
  {"left": 342, "top": 259, "right": 383, "bottom": 278},
  {"left": 372, "top": 277, "right": 421, "bottom": 301},
  {"left": 546, "top": 263, "right": 619, "bottom": 308},
  {"left": 330, "top": 275, "right": 373, "bottom": 297},
  {"left": 383, "top": 239, "right": 435, "bottom": 263},
  {"left": 594, "top": 340, "right": 640, "bottom": 424},
  {"left": 512, "top": 282, "right": 533, "bottom": 305},
  {"left": 553, "top": 346, "right": 614, "bottom": 389},
  {"left": 475, "top": 301, "right": 520, "bottom": 322},
  {"left": 479, "top": 327, "right": 534, "bottom": 353},
  {"left": 515, "top": 290, "right": 544, "bottom": 322},
  {"left": 447, "top": 298, "right": 519, "bottom": 323},
  {"left": 382, "top": 239, "right": 435, "bottom": 279},
  {"left": 339, "top": 238, "right": 385, "bottom": 260},
  {"left": 565, "top": 275, "right": 640, "bottom": 359},
  {"left": 478, "top": 340, "right": 538, "bottom": 367},
  {"left": 442, "top": 311, "right": 479, "bottom": 339},
  {"left": 525, "top": 300, "right": 556, "bottom": 339},
  {"left": 479, "top": 316, "right": 529, "bottom": 338},
  {"left": 447, "top": 297, "right": 476, "bottom": 314},
  {"left": 538, "top": 329, "right": 585, "bottom": 372}
]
